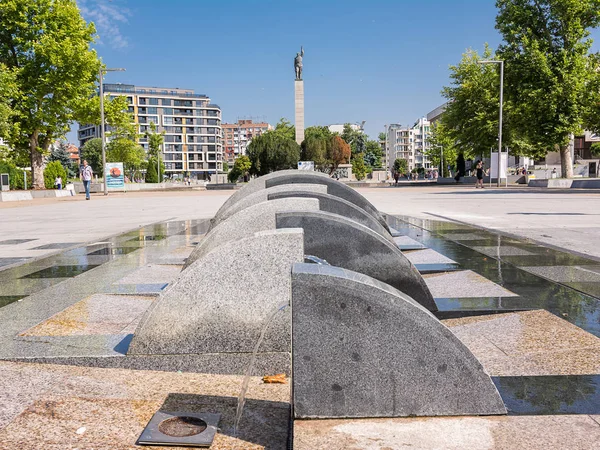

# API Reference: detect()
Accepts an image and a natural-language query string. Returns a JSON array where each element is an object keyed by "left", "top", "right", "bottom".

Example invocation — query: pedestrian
[
  {"left": 54, "top": 175, "right": 62, "bottom": 190},
  {"left": 80, "top": 159, "right": 93, "bottom": 200},
  {"left": 475, "top": 160, "right": 484, "bottom": 189}
]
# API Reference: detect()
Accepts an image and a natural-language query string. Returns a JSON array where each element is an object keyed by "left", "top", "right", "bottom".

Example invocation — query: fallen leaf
[{"left": 262, "top": 373, "right": 287, "bottom": 384}]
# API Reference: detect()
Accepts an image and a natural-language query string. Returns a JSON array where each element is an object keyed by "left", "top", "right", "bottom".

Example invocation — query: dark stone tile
[
  {"left": 21, "top": 265, "right": 100, "bottom": 279},
  {"left": 0, "top": 295, "right": 27, "bottom": 308},
  {"left": 0, "top": 257, "right": 30, "bottom": 268},
  {"left": 0, "top": 239, "right": 38, "bottom": 245},
  {"left": 563, "top": 282, "right": 600, "bottom": 299},
  {"left": 493, "top": 375, "right": 600, "bottom": 415},
  {"left": 415, "top": 263, "right": 461, "bottom": 274},
  {"left": 30, "top": 243, "right": 80, "bottom": 250},
  {"left": 87, "top": 247, "right": 138, "bottom": 256}
]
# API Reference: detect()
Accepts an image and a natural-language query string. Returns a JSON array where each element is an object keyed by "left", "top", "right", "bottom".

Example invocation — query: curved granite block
[
  {"left": 210, "top": 183, "right": 327, "bottom": 229},
  {"left": 267, "top": 191, "right": 393, "bottom": 241},
  {"left": 128, "top": 229, "right": 304, "bottom": 357},
  {"left": 216, "top": 169, "right": 330, "bottom": 215},
  {"left": 184, "top": 198, "right": 320, "bottom": 269},
  {"left": 276, "top": 210, "right": 437, "bottom": 311},
  {"left": 215, "top": 170, "right": 389, "bottom": 232},
  {"left": 291, "top": 263, "right": 507, "bottom": 418}
]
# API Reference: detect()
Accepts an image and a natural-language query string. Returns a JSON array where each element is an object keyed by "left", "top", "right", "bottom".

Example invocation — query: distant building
[
  {"left": 221, "top": 120, "right": 273, "bottom": 165},
  {"left": 78, "top": 83, "right": 223, "bottom": 179},
  {"left": 426, "top": 102, "right": 448, "bottom": 124},
  {"left": 328, "top": 123, "right": 362, "bottom": 135},
  {"left": 386, "top": 118, "right": 432, "bottom": 172}
]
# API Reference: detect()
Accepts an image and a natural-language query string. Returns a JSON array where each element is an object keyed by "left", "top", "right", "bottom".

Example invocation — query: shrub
[
  {"left": 43, "top": 161, "right": 67, "bottom": 189},
  {"left": 0, "top": 160, "right": 31, "bottom": 190},
  {"left": 145, "top": 158, "right": 158, "bottom": 183}
]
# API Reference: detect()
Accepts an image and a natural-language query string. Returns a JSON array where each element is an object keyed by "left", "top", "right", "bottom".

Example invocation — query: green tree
[
  {"left": 378, "top": 132, "right": 387, "bottom": 141},
  {"left": 79, "top": 95, "right": 135, "bottom": 139},
  {"left": 0, "top": 63, "right": 18, "bottom": 140},
  {"left": 43, "top": 161, "right": 67, "bottom": 189},
  {"left": 496, "top": 0, "right": 600, "bottom": 178},
  {"left": 364, "top": 140, "right": 383, "bottom": 169},
  {"left": 49, "top": 141, "right": 71, "bottom": 167},
  {"left": 80, "top": 138, "right": 102, "bottom": 174},
  {"left": 301, "top": 135, "right": 328, "bottom": 169},
  {"left": 222, "top": 161, "right": 229, "bottom": 173},
  {"left": 272, "top": 118, "right": 295, "bottom": 141},
  {"left": 228, "top": 155, "right": 252, "bottom": 182},
  {"left": 393, "top": 158, "right": 408, "bottom": 175},
  {"left": 0, "top": 0, "right": 100, "bottom": 189},
  {"left": 590, "top": 142, "right": 600, "bottom": 157},
  {"left": 352, "top": 153, "right": 367, "bottom": 180},
  {"left": 145, "top": 158, "right": 158, "bottom": 183},
  {"left": 246, "top": 132, "right": 300, "bottom": 176},
  {"left": 106, "top": 138, "right": 145, "bottom": 174},
  {"left": 145, "top": 122, "right": 164, "bottom": 180},
  {"left": 442, "top": 45, "right": 505, "bottom": 159},
  {"left": 341, "top": 124, "right": 366, "bottom": 155},
  {"left": 426, "top": 122, "right": 458, "bottom": 177},
  {"left": 0, "top": 159, "right": 30, "bottom": 189}
]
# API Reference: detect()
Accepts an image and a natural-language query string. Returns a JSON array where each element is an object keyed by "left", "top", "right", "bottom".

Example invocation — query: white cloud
[{"left": 78, "top": 0, "right": 131, "bottom": 49}]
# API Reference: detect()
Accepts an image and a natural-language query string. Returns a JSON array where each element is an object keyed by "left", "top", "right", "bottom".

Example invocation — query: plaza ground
[
  {"left": 2, "top": 185, "right": 600, "bottom": 263},
  {"left": 0, "top": 184, "right": 599, "bottom": 449}
]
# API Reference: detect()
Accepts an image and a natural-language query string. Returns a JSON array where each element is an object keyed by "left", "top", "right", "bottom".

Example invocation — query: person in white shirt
[
  {"left": 54, "top": 176, "right": 62, "bottom": 190},
  {"left": 80, "top": 160, "right": 93, "bottom": 200}
]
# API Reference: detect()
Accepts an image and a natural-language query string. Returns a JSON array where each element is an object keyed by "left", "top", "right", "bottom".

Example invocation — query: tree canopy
[
  {"left": 0, "top": 0, "right": 100, "bottom": 188},
  {"left": 246, "top": 132, "right": 300, "bottom": 176},
  {"left": 80, "top": 138, "right": 102, "bottom": 173},
  {"left": 495, "top": 0, "right": 600, "bottom": 177}
]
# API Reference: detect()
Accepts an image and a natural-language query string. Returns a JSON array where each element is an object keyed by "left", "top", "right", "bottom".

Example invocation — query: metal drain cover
[{"left": 137, "top": 411, "right": 220, "bottom": 447}]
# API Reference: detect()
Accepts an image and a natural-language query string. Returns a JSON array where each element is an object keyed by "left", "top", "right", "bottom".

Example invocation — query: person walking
[
  {"left": 475, "top": 160, "right": 484, "bottom": 189},
  {"left": 54, "top": 175, "right": 62, "bottom": 190},
  {"left": 80, "top": 160, "right": 93, "bottom": 200}
]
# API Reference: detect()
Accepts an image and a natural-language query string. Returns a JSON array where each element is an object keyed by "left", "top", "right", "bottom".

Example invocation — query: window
[
  {"left": 162, "top": 98, "right": 172, "bottom": 106},
  {"left": 163, "top": 108, "right": 173, "bottom": 115},
  {"left": 148, "top": 107, "right": 158, "bottom": 114},
  {"left": 149, "top": 98, "right": 159, "bottom": 105},
  {"left": 163, "top": 117, "right": 173, "bottom": 125}
]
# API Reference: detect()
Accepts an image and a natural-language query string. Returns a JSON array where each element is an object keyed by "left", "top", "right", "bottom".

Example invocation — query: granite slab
[
  {"left": 20, "top": 294, "right": 154, "bottom": 336},
  {"left": 293, "top": 415, "right": 600, "bottom": 450},
  {"left": 403, "top": 248, "right": 457, "bottom": 265},
  {"left": 443, "top": 310, "right": 600, "bottom": 376},
  {"left": 114, "top": 264, "right": 182, "bottom": 285},
  {"left": 423, "top": 270, "right": 519, "bottom": 298}
]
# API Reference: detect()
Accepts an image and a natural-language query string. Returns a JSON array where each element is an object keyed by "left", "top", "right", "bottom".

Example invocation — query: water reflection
[{"left": 494, "top": 375, "right": 600, "bottom": 415}]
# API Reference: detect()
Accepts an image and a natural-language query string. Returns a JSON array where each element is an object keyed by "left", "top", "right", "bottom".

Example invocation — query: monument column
[
  {"left": 294, "top": 46, "right": 305, "bottom": 145},
  {"left": 295, "top": 80, "right": 304, "bottom": 145}
]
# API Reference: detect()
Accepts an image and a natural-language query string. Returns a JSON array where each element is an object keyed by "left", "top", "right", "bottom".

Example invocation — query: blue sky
[{"left": 71, "top": 0, "right": 600, "bottom": 142}]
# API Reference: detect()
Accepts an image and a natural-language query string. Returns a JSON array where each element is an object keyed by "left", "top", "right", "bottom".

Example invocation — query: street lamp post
[
  {"left": 99, "top": 67, "right": 126, "bottom": 195},
  {"left": 478, "top": 59, "right": 504, "bottom": 187}
]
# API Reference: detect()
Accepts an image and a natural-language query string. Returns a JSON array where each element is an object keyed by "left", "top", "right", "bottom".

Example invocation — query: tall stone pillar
[{"left": 295, "top": 80, "right": 305, "bottom": 145}]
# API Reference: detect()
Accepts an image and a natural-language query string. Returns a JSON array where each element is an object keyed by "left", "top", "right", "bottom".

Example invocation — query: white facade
[
  {"left": 386, "top": 118, "right": 431, "bottom": 172},
  {"left": 328, "top": 123, "right": 361, "bottom": 134}
]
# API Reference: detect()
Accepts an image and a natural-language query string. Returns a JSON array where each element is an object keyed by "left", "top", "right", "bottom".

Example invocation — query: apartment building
[
  {"left": 78, "top": 84, "right": 222, "bottom": 179},
  {"left": 386, "top": 118, "right": 431, "bottom": 172},
  {"left": 221, "top": 120, "right": 272, "bottom": 165}
]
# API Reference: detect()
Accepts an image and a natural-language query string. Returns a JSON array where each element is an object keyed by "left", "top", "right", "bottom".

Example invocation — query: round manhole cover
[{"left": 158, "top": 416, "right": 207, "bottom": 437}]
